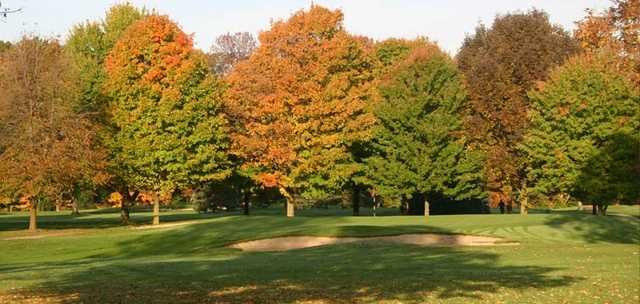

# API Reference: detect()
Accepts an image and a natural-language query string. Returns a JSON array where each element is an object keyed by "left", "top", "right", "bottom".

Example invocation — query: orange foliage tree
[
  {"left": 226, "top": 5, "right": 377, "bottom": 216},
  {"left": 575, "top": 0, "right": 639, "bottom": 85}
]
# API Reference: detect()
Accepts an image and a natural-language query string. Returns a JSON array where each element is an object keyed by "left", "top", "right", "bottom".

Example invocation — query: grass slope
[{"left": 0, "top": 205, "right": 638, "bottom": 303}]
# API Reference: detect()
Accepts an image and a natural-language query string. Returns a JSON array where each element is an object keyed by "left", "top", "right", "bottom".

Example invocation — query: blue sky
[{"left": 0, "top": 0, "right": 609, "bottom": 55}]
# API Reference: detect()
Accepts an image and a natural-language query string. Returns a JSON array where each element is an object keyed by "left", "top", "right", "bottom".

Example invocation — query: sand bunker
[{"left": 229, "top": 234, "right": 516, "bottom": 252}]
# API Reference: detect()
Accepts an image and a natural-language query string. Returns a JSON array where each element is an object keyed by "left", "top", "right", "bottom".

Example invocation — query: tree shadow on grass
[
  {"left": 544, "top": 211, "right": 640, "bottom": 244},
  {"left": 0, "top": 210, "right": 234, "bottom": 231},
  {"left": 4, "top": 223, "right": 583, "bottom": 303}
]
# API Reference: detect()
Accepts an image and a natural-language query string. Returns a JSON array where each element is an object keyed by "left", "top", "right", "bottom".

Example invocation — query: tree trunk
[
  {"left": 520, "top": 194, "right": 528, "bottom": 216},
  {"left": 70, "top": 184, "right": 81, "bottom": 215},
  {"left": 372, "top": 195, "right": 377, "bottom": 217},
  {"left": 286, "top": 199, "right": 295, "bottom": 217},
  {"left": 28, "top": 204, "right": 37, "bottom": 231},
  {"left": 352, "top": 185, "right": 360, "bottom": 216},
  {"left": 592, "top": 204, "right": 597, "bottom": 215},
  {"left": 55, "top": 204, "right": 60, "bottom": 212},
  {"left": 121, "top": 202, "right": 130, "bottom": 224},
  {"left": 152, "top": 194, "right": 160, "bottom": 225},
  {"left": 400, "top": 197, "right": 409, "bottom": 215},
  {"left": 520, "top": 201, "right": 527, "bottom": 215},
  {"left": 520, "top": 182, "right": 528, "bottom": 215},
  {"left": 121, "top": 190, "right": 137, "bottom": 225},
  {"left": 70, "top": 199, "right": 80, "bottom": 216},
  {"left": 243, "top": 189, "right": 250, "bottom": 216},
  {"left": 597, "top": 204, "right": 607, "bottom": 216},
  {"left": 279, "top": 187, "right": 295, "bottom": 217}
]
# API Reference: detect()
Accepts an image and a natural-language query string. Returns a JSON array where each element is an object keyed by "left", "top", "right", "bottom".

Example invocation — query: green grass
[{"left": 0, "top": 205, "right": 638, "bottom": 303}]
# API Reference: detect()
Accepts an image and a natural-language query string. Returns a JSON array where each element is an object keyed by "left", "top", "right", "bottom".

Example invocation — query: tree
[
  {"left": 575, "top": 0, "right": 639, "bottom": 85},
  {"left": 208, "top": 32, "right": 257, "bottom": 76},
  {"left": 0, "top": 41, "right": 11, "bottom": 53},
  {"left": 575, "top": 132, "right": 640, "bottom": 215},
  {"left": 363, "top": 43, "right": 484, "bottom": 216},
  {"left": 66, "top": 3, "right": 146, "bottom": 220},
  {"left": 521, "top": 53, "right": 639, "bottom": 215},
  {"left": 341, "top": 37, "right": 433, "bottom": 216},
  {"left": 0, "top": 37, "right": 106, "bottom": 231},
  {"left": 456, "top": 9, "right": 578, "bottom": 212},
  {"left": 374, "top": 38, "right": 427, "bottom": 71},
  {"left": 104, "top": 15, "right": 230, "bottom": 225},
  {"left": 66, "top": 3, "right": 145, "bottom": 117},
  {"left": 226, "top": 5, "right": 376, "bottom": 217}
]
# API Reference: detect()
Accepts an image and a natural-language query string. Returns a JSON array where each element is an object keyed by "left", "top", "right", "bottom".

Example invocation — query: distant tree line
[{"left": 0, "top": 1, "right": 637, "bottom": 229}]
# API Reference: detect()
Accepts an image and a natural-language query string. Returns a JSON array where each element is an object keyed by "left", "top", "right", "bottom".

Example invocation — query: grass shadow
[
  {"left": 0, "top": 210, "right": 237, "bottom": 231},
  {"left": 544, "top": 210, "right": 640, "bottom": 244},
  {"left": 3, "top": 222, "right": 583, "bottom": 303}
]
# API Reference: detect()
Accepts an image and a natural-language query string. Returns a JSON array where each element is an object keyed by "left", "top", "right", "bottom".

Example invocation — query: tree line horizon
[{"left": 0, "top": 1, "right": 638, "bottom": 230}]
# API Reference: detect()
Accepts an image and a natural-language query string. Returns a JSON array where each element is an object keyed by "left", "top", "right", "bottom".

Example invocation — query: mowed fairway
[{"left": 0, "top": 206, "right": 638, "bottom": 303}]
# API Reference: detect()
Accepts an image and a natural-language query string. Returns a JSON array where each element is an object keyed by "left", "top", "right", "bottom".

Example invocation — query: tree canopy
[
  {"left": 2, "top": 2, "right": 636, "bottom": 225},
  {"left": 521, "top": 53, "right": 639, "bottom": 210},
  {"left": 66, "top": 3, "right": 146, "bottom": 117},
  {"left": 575, "top": 0, "right": 639, "bottom": 85},
  {"left": 0, "top": 37, "right": 107, "bottom": 229},
  {"left": 208, "top": 32, "right": 257, "bottom": 76},
  {"left": 226, "top": 5, "right": 377, "bottom": 216},
  {"left": 104, "top": 15, "right": 230, "bottom": 223},
  {"left": 363, "top": 43, "right": 484, "bottom": 211},
  {"left": 456, "top": 9, "right": 578, "bottom": 208}
]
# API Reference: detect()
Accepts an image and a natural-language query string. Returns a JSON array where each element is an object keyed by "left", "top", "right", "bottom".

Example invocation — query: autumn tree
[
  {"left": 66, "top": 3, "right": 146, "bottom": 220},
  {"left": 104, "top": 15, "right": 230, "bottom": 225},
  {"left": 521, "top": 53, "right": 639, "bottom": 215},
  {"left": 575, "top": 0, "right": 639, "bottom": 85},
  {"left": 456, "top": 9, "right": 578, "bottom": 212},
  {"left": 207, "top": 32, "right": 259, "bottom": 215},
  {"left": 0, "top": 37, "right": 106, "bottom": 231},
  {"left": 208, "top": 32, "right": 257, "bottom": 76},
  {"left": 374, "top": 38, "right": 428, "bottom": 71},
  {"left": 363, "top": 44, "right": 484, "bottom": 215},
  {"left": 0, "top": 41, "right": 11, "bottom": 53},
  {"left": 226, "top": 5, "right": 376, "bottom": 217},
  {"left": 66, "top": 3, "right": 145, "bottom": 117}
]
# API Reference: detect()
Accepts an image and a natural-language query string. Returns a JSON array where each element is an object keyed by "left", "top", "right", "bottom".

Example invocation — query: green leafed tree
[
  {"left": 66, "top": 3, "right": 146, "bottom": 221},
  {"left": 374, "top": 38, "right": 428, "bottom": 72},
  {"left": 521, "top": 52, "right": 640, "bottom": 214},
  {"left": 66, "top": 3, "right": 145, "bottom": 118},
  {"left": 363, "top": 43, "right": 485, "bottom": 215},
  {"left": 104, "top": 15, "right": 230, "bottom": 225}
]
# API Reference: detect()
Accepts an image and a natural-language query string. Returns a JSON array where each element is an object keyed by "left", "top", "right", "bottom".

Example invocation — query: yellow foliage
[{"left": 107, "top": 192, "right": 124, "bottom": 207}]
